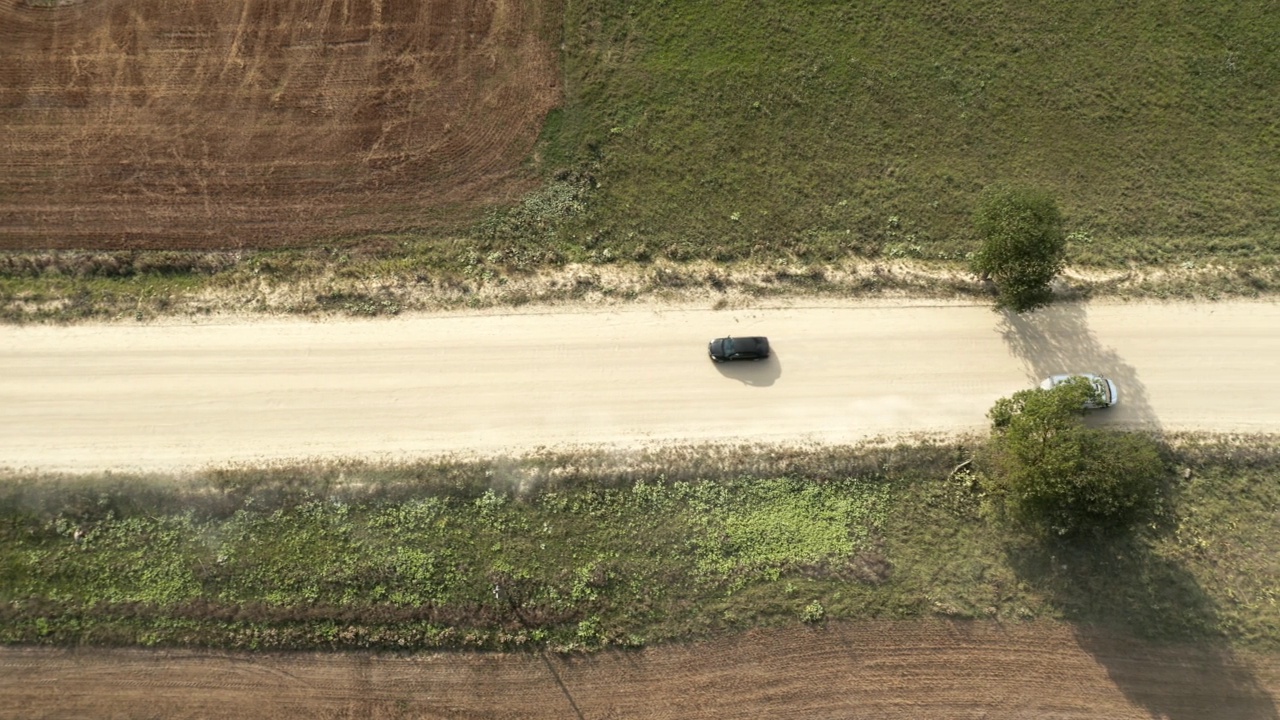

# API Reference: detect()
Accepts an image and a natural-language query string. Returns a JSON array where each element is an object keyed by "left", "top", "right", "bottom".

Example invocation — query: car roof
[{"left": 1048, "top": 373, "right": 1101, "bottom": 384}]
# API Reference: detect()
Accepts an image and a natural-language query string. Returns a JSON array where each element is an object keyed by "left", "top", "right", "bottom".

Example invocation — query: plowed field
[
  {"left": 2, "top": 622, "right": 1277, "bottom": 719},
  {"left": 0, "top": 0, "right": 559, "bottom": 250}
]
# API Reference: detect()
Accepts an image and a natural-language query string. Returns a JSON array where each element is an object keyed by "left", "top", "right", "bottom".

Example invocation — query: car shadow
[{"left": 712, "top": 354, "right": 781, "bottom": 387}]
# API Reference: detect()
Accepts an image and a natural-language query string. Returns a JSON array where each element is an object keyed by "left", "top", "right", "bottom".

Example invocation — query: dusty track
[
  {"left": 1, "top": 621, "right": 1277, "bottom": 719},
  {"left": 5, "top": 300, "right": 1279, "bottom": 717},
  {"left": 2, "top": 298, "right": 1279, "bottom": 472},
  {"left": 0, "top": 0, "right": 558, "bottom": 249}
]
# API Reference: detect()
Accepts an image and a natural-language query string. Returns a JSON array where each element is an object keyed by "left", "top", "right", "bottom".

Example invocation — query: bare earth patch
[
  {"left": 0, "top": 0, "right": 559, "bottom": 250},
  {"left": 1, "top": 621, "right": 1276, "bottom": 719}
]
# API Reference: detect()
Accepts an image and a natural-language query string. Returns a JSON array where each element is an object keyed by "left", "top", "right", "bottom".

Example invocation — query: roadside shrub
[
  {"left": 0, "top": 251, "right": 236, "bottom": 279},
  {"left": 984, "top": 379, "right": 1165, "bottom": 536},
  {"left": 801, "top": 600, "right": 826, "bottom": 624},
  {"left": 970, "top": 186, "right": 1066, "bottom": 313}
]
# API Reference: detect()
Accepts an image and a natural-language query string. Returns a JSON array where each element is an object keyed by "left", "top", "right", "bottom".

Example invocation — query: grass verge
[
  {"left": 2, "top": 249, "right": 1277, "bottom": 324},
  {"left": 2, "top": 435, "right": 1276, "bottom": 652}
]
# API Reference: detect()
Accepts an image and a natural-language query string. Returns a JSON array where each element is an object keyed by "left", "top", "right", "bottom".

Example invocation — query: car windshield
[
  {"left": 1093, "top": 379, "right": 1111, "bottom": 404},
  {"left": 722, "top": 338, "right": 735, "bottom": 354}
]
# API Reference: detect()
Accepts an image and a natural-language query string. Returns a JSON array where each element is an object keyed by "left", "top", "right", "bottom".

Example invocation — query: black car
[{"left": 709, "top": 336, "right": 770, "bottom": 362}]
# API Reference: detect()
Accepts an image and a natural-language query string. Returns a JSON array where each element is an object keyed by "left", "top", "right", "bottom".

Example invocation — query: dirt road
[
  {"left": 1, "top": 621, "right": 1276, "bottom": 719},
  {"left": 2, "top": 299, "right": 1277, "bottom": 472}
]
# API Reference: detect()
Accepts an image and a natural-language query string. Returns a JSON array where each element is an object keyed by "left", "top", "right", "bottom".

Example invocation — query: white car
[{"left": 1040, "top": 373, "right": 1118, "bottom": 409}]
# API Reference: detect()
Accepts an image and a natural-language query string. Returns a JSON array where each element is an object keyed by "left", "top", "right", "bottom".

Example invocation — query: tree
[
  {"left": 985, "top": 377, "right": 1164, "bottom": 536},
  {"left": 971, "top": 185, "right": 1066, "bottom": 313}
]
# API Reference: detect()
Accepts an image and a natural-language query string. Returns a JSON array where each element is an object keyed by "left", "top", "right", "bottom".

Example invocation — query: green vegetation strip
[
  {"left": 5, "top": 1, "right": 1280, "bottom": 322},
  {"left": 1, "top": 438, "right": 1277, "bottom": 651}
]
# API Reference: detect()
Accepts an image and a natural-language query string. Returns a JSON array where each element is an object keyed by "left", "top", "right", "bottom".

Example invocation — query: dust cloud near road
[{"left": 2, "top": 299, "right": 1277, "bottom": 472}]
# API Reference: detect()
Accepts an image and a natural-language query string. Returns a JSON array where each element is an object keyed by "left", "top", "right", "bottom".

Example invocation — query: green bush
[
  {"left": 984, "top": 378, "right": 1165, "bottom": 535},
  {"left": 801, "top": 600, "right": 826, "bottom": 624},
  {"left": 970, "top": 186, "right": 1066, "bottom": 312}
]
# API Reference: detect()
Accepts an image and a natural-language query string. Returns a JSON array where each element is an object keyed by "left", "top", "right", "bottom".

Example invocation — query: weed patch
[{"left": 3, "top": 436, "right": 1277, "bottom": 652}]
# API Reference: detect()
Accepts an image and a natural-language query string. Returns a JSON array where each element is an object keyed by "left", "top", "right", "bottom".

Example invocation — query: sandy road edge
[{"left": 6, "top": 257, "right": 1277, "bottom": 325}]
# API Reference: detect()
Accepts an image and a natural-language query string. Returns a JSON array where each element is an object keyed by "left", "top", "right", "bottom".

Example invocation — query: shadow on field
[
  {"left": 541, "top": 651, "right": 587, "bottom": 720},
  {"left": 712, "top": 354, "right": 781, "bottom": 387},
  {"left": 998, "top": 302, "right": 1275, "bottom": 719},
  {"left": 1006, "top": 534, "right": 1278, "bottom": 720},
  {"left": 996, "top": 303, "right": 1158, "bottom": 430}
]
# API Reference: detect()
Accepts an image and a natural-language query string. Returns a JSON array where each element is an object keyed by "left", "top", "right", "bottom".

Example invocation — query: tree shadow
[
  {"left": 540, "top": 651, "right": 587, "bottom": 720},
  {"left": 996, "top": 303, "right": 1158, "bottom": 430},
  {"left": 712, "top": 354, "right": 782, "bottom": 387},
  {"left": 998, "top": 302, "right": 1275, "bottom": 718},
  {"left": 1006, "top": 533, "right": 1278, "bottom": 719}
]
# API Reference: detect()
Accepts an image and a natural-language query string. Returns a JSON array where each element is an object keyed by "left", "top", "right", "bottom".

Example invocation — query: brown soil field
[
  {"left": 1, "top": 621, "right": 1277, "bottom": 719},
  {"left": 0, "top": 0, "right": 559, "bottom": 250}
]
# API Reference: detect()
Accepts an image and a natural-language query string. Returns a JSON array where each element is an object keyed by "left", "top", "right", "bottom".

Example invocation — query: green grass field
[
  {"left": 540, "top": 0, "right": 1279, "bottom": 266},
  {"left": 2, "top": 1, "right": 1278, "bottom": 320},
  {"left": 3, "top": 438, "right": 1276, "bottom": 651}
]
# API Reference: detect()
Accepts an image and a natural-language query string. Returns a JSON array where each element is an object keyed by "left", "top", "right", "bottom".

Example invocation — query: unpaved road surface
[
  {"left": 1, "top": 621, "right": 1277, "bottom": 719},
  {"left": 3, "top": 299, "right": 1278, "bottom": 472},
  {"left": 4, "top": 302, "right": 1280, "bottom": 718}
]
